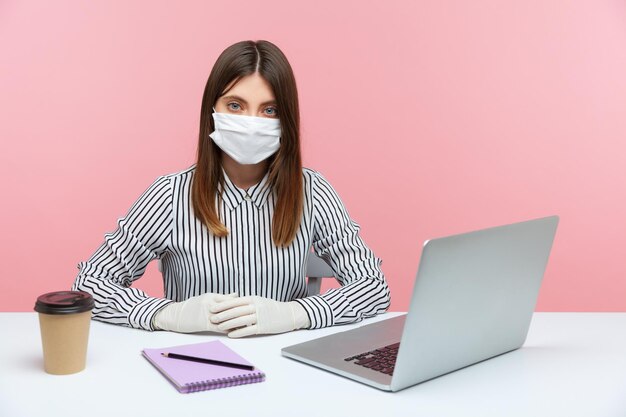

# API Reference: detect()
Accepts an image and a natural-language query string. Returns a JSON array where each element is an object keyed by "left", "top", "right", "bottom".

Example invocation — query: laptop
[{"left": 281, "top": 215, "right": 559, "bottom": 392}]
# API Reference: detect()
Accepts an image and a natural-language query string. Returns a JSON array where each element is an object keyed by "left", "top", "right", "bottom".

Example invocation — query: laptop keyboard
[{"left": 344, "top": 342, "right": 400, "bottom": 375}]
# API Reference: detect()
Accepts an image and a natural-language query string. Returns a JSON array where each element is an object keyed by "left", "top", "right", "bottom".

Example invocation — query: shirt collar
[{"left": 219, "top": 168, "right": 272, "bottom": 210}]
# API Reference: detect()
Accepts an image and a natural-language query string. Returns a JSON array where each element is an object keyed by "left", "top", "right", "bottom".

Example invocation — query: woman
[{"left": 72, "top": 40, "right": 390, "bottom": 338}]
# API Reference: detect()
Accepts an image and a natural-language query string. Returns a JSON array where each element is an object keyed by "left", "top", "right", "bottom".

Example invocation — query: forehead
[{"left": 222, "top": 73, "right": 276, "bottom": 102}]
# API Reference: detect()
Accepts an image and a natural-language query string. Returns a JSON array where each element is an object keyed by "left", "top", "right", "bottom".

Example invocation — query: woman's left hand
[{"left": 209, "top": 295, "right": 310, "bottom": 338}]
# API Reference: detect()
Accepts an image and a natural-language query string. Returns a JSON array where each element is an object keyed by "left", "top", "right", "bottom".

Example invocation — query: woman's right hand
[{"left": 152, "top": 292, "right": 238, "bottom": 333}]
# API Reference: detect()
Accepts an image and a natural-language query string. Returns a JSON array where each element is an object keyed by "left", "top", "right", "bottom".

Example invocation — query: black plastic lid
[{"left": 34, "top": 291, "right": 95, "bottom": 315}]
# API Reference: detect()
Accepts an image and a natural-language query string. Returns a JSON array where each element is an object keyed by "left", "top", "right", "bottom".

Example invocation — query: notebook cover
[{"left": 142, "top": 340, "right": 265, "bottom": 393}]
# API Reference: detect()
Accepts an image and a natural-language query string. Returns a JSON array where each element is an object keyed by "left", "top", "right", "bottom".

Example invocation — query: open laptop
[{"left": 281, "top": 215, "right": 559, "bottom": 392}]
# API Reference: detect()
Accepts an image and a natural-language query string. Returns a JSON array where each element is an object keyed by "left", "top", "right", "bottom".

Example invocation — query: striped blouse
[{"left": 72, "top": 165, "right": 390, "bottom": 331}]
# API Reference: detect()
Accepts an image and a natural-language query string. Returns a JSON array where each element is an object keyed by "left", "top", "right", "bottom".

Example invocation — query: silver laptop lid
[{"left": 391, "top": 215, "right": 559, "bottom": 391}]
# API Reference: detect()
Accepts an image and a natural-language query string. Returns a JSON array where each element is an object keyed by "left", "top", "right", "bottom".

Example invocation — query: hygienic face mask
[{"left": 209, "top": 107, "right": 281, "bottom": 165}]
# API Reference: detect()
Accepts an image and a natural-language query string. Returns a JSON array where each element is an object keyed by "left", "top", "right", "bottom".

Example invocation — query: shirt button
[{"left": 244, "top": 194, "right": 252, "bottom": 201}]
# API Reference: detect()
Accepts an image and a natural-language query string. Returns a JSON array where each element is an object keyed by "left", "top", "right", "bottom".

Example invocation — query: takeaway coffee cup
[{"left": 34, "top": 291, "right": 95, "bottom": 375}]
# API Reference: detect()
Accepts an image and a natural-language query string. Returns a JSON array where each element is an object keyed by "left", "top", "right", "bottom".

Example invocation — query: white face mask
[{"left": 209, "top": 107, "right": 281, "bottom": 165}]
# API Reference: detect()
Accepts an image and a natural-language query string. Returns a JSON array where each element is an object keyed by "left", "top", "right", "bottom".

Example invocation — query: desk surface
[{"left": 1, "top": 312, "right": 625, "bottom": 417}]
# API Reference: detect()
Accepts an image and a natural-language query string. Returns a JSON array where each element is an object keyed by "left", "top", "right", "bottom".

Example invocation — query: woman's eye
[
  {"left": 264, "top": 107, "right": 278, "bottom": 117},
  {"left": 227, "top": 102, "right": 241, "bottom": 111}
]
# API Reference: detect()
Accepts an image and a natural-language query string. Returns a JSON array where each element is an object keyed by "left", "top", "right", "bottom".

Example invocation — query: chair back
[
  {"left": 305, "top": 252, "right": 335, "bottom": 296},
  {"left": 157, "top": 252, "right": 335, "bottom": 297}
]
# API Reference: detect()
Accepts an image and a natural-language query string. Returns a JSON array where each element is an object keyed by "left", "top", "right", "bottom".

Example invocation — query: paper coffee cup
[{"left": 34, "top": 291, "right": 95, "bottom": 375}]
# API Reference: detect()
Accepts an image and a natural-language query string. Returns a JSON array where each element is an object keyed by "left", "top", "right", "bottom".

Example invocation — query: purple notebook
[{"left": 142, "top": 340, "right": 265, "bottom": 393}]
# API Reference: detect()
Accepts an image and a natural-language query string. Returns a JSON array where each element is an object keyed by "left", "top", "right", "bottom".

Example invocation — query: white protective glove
[
  {"left": 152, "top": 292, "right": 237, "bottom": 333},
  {"left": 209, "top": 296, "right": 311, "bottom": 338}
]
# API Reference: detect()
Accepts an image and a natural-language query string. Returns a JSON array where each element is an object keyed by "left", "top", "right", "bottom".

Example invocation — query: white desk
[{"left": 1, "top": 312, "right": 625, "bottom": 417}]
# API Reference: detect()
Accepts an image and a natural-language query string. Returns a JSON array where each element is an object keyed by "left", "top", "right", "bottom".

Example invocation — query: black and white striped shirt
[{"left": 72, "top": 165, "right": 390, "bottom": 331}]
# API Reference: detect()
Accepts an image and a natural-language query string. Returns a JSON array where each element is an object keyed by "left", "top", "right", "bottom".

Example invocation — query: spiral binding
[{"left": 184, "top": 372, "right": 266, "bottom": 393}]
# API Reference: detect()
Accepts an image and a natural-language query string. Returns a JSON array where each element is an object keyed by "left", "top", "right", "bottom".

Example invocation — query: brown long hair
[{"left": 192, "top": 40, "right": 303, "bottom": 247}]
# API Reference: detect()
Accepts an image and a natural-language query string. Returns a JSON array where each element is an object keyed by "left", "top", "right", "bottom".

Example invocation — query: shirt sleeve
[
  {"left": 71, "top": 175, "right": 175, "bottom": 331},
  {"left": 294, "top": 171, "right": 391, "bottom": 329}
]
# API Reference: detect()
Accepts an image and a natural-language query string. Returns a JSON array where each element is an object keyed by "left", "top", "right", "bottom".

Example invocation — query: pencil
[{"left": 161, "top": 352, "right": 255, "bottom": 371}]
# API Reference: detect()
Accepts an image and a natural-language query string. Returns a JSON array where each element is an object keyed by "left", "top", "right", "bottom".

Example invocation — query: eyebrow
[{"left": 220, "top": 95, "right": 277, "bottom": 106}]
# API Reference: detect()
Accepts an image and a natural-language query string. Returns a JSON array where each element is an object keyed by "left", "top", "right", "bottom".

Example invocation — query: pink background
[{"left": 1, "top": 1, "right": 625, "bottom": 312}]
